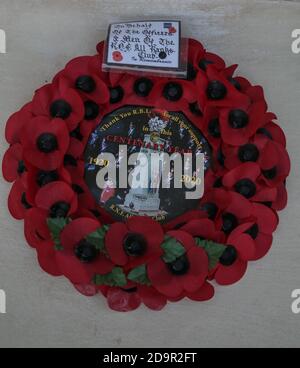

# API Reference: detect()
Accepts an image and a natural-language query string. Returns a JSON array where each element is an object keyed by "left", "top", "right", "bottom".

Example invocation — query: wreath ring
[{"left": 2, "top": 39, "right": 290, "bottom": 312}]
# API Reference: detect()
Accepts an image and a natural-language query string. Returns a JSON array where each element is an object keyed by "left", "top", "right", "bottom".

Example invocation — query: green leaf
[
  {"left": 127, "top": 264, "right": 151, "bottom": 285},
  {"left": 93, "top": 267, "right": 127, "bottom": 287},
  {"left": 47, "top": 217, "right": 70, "bottom": 250},
  {"left": 161, "top": 235, "right": 186, "bottom": 263},
  {"left": 195, "top": 238, "right": 226, "bottom": 270},
  {"left": 54, "top": 244, "right": 64, "bottom": 251},
  {"left": 85, "top": 225, "right": 109, "bottom": 251}
]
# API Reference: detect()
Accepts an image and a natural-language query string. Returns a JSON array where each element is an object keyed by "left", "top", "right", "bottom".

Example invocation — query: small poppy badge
[
  {"left": 112, "top": 51, "right": 123, "bottom": 62},
  {"left": 168, "top": 26, "right": 177, "bottom": 34}
]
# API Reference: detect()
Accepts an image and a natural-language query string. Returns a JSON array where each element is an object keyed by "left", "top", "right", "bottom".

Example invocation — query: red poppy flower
[
  {"left": 73, "top": 283, "right": 98, "bottom": 297},
  {"left": 90, "top": 49, "right": 126, "bottom": 91},
  {"left": 187, "top": 38, "right": 225, "bottom": 73},
  {"left": 244, "top": 202, "right": 278, "bottom": 260},
  {"left": 256, "top": 137, "right": 290, "bottom": 187},
  {"left": 148, "top": 230, "right": 209, "bottom": 298},
  {"left": 163, "top": 209, "right": 207, "bottom": 231},
  {"left": 261, "top": 121, "right": 287, "bottom": 147},
  {"left": 71, "top": 177, "right": 95, "bottom": 212},
  {"left": 200, "top": 189, "right": 254, "bottom": 234},
  {"left": 96, "top": 41, "right": 118, "bottom": 81},
  {"left": 167, "top": 281, "right": 215, "bottom": 303},
  {"left": 187, "top": 281, "right": 215, "bottom": 301},
  {"left": 106, "top": 216, "right": 164, "bottom": 269},
  {"left": 78, "top": 96, "right": 102, "bottom": 127},
  {"left": 35, "top": 181, "right": 77, "bottom": 218},
  {"left": 219, "top": 191, "right": 253, "bottom": 228},
  {"left": 232, "top": 75, "right": 251, "bottom": 92},
  {"left": 183, "top": 102, "right": 204, "bottom": 131},
  {"left": 211, "top": 146, "right": 228, "bottom": 177},
  {"left": 56, "top": 218, "right": 113, "bottom": 284},
  {"left": 8, "top": 178, "right": 32, "bottom": 220},
  {"left": 222, "top": 137, "right": 257, "bottom": 171},
  {"left": 65, "top": 159, "right": 84, "bottom": 181},
  {"left": 35, "top": 239, "right": 62, "bottom": 277},
  {"left": 203, "top": 169, "right": 223, "bottom": 192},
  {"left": 201, "top": 106, "right": 222, "bottom": 150},
  {"left": 2, "top": 143, "right": 26, "bottom": 182},
  {"left": 225, "top": 72, "right": 264, "bottom": 100},
  {"left": 75, "top": 120, "right": 95, "bottom": 147},
  {"left": 96, "top": 40, "right": 105, "bottom": 56},
  {"left": 114, "top": 74, "right": 158, "bottom": 107},
  {"left": 223, "top": 132, "right": 290, "bottom": 182},
  {"left": 181, "top": 218, "right": 225, "bottom": 243},
  {"left": 5, "top": 103, "right": 33, "bottom": 144},
  {"left": 24, "top": 207, "right": 50, "bottom": 248},
  {"left": 25, "top": 163, "right": 71, "bottom": 204},
  {"left": 56, "top": 56, "right": 110, "bottom": 104},
  {"left": 246, "top": 86, "right": 268, "bottom": 108},
  {"left": 222, "top": 66, "right": 270, "bottom": 111},
  {"left": 219, "top": 100, "right": 269, "bottom": 146},
  {"left": 66, "top": 137, "right": 84, "bottom": 159},
  {"left": 20, "top": 116, "right": 69, "bottom": 170},
  {"left": 32, "top": 80, "right": 84, "bottom": 131},
  {"left": 187, "top": 38, "right": 205, "bottom": 66},
  {"left": 196, "top": 65, "right": 250, "bottom": 110},
  {"left": 199, "top": 188, "right": 231, "bottom": 220},
  {"left": 221, "top": 64, "right": 238, "bottom": 79},
  {"left": 272, "top": 183, "right": 288, "bottom": 211},
  {"left": 214, "top": 224, "right": 256, "bottom": 285},
  {"left": 222, "top": 162, "right": 277, "bottom": 203},
  {"left": 100, "top": 281, "right": 167, "bottom": 312},
  {"left": 148, "top": 79, "right": 197, "bottom": 112},
  {"left": 180, "top": 217, "right": 226, "bottom": 279},
  {"left": 62, "top": 160, "right": 97, "bottom": 213}
]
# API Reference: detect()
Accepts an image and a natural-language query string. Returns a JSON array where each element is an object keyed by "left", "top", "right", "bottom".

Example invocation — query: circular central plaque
[{"left": 84, "top": 106, "right": 211, "bottom": 223}]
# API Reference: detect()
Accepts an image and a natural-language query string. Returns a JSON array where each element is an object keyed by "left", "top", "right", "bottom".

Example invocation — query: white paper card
[{"left": 105, "top": 20, "right": 181, "bottom": 71}]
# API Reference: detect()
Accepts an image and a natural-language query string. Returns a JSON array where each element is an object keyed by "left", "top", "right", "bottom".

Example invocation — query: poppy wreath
[{"left": 2, "top": 38, "right": 290, "bottom": 312}]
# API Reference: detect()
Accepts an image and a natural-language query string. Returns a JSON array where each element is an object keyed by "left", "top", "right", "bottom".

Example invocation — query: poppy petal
[
  {"left": 24, "top": 208, "right": 50, "bottom": 248},
  {"left": 139, "top": 285, "right": 167, "bottom": 311},
  {"left": 106, "top": 288, "right": 141, "bottom": 312},
  {"left": 230, "top": 233, "right": 256, "bottom": 261},
  {"left": 127, "top": 216, "right": 164, "bottom": 250},
  {"left": 60, "top": 217, "right": 101, "bottom": 249},
  {"left": 8, "top": 179, "right": 30, "bottom": 220},
  {"left": 167, "top": 230, "right": 196, "bottom": 251},
  {"left": 148, "top": 258, "right": 173, "bottom": 286},
  {"left": 215, "top": 259, "right": 248, "bottom": 285},
  {"left": 35, "top": 181, "right": 77, "bottom": 215},
  {"left": 252, "top": 203, "right": 278, "bottom": 234},
  {"left": 73, "top": 283, "right": 98, "bottom": 296},
  {"left": 105, "top": 223, "right": 128, "bottom": 265},
  {"left": 253, "top": 233, "right": 273, "bottom": 260},
  {"left": 186, "top": 281, "right": 215, "bottom": 301},
  {"left": 2, "top": 143, "right": 23, "bottom": 182},
  {"left": 36, "top": 240, "right": 62, "bottom": 276}
]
